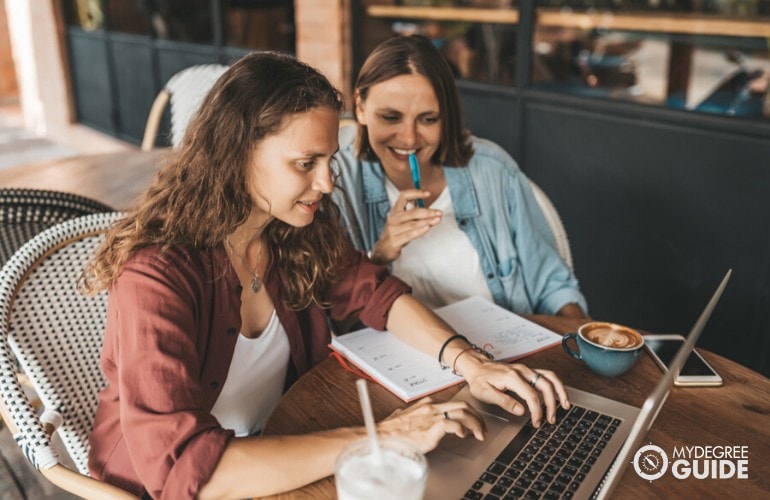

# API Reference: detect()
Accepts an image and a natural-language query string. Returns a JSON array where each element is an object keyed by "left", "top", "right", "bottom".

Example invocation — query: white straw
[{"left": 356, "top": 378, "right": 384, "bottom": 464}]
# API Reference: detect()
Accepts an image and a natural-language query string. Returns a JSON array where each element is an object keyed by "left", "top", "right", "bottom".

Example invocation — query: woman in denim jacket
[{"left": 334, "top": 35, "right": 588, "bottom": 317}]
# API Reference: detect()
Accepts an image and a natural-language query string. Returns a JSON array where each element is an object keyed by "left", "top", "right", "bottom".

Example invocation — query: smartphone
[{"left": 644, "top": 334, "right": 723, "bottom": 387}]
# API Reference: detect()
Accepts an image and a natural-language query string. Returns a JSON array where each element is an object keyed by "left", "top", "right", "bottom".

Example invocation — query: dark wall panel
[
  {"left": 458, "top": 82, "right": 518, "bottom": 156},
  {"left": 523, "top": 102, "right": 770, "bottom": 376},
  {"left": 68, "top": 32, "right": 114, "bottom": 134},
  {"left": 156, "top": 42, "right": 220, "bottom": 89},
  {"left": 109, "top": 36, "right": 155, "bottom": 144}
]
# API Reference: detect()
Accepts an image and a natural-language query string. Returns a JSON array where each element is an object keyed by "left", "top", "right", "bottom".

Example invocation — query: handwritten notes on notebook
[{"left": 330, "top": 296, "right": 562, "bottom": 401}]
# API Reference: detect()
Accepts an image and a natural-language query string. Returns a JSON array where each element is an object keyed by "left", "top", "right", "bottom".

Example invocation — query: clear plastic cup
[{"left": 334, "top": 437, "right": 428, "bottom": 500}]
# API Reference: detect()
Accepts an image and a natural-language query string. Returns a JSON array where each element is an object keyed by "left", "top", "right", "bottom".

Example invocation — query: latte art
[
  {"left": 566, "top": 321, "right": 644, "bottom": 377},
  {"left": 585, "top": 326, "right": 642, "bottom": 349}
]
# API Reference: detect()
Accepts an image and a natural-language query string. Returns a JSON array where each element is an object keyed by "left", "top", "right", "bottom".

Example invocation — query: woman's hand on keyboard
[
  {"left": 457, "top": 359, "right": 570, "bottom": 428},
  {"left": 376, "top": 397, "right": 487, "bottom": 453}
]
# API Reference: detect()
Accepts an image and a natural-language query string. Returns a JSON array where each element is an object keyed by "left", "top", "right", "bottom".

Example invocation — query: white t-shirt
[
  {"left": 385, "top": 178, "right": 493, "bottom": 310},
  {"left": 210, "top": 310, "right": 290, "bottom": 436}
]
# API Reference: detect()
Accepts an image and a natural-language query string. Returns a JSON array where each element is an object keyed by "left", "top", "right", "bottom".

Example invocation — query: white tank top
[
  {"left": 385, "top": 178, "right": 493, "bottom": 310},
  {"left": 210, "top": 310, "right": 290, "bottom": 436}
]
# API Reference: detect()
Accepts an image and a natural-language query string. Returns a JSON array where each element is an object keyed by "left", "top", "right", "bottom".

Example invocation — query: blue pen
[{"left": 408, "top": 153, "right": 426, "bottom": 208}]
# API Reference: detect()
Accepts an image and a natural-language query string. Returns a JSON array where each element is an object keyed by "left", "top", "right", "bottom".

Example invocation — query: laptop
[{"left": 425, "top": 270, "right": 731, "bottom": 500}]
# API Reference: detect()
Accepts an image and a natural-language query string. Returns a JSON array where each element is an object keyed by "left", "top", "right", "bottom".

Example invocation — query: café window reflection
[
  {"left": 532, "top": 0, "right": 770, "bottom": 120},
  {"left": 63, "top": 0, "right": 105, "bottom": 31},
  {"left": 223, "top": 0, "right": 295, "bottom": 52},
  {"left": 360, "top": 1, "right": 521, "bottom": 85},
  {"left": 358, "top": 0, "right": 770, "bottom": 120},
  {"left": 105, "top": 1, "right": 151, "bottom": 36},
  {"left": 62, "top": 0, "right": 295, "bottom": 51},
  {"left": 145, "top": 0, "right": 215, "bottom": 44}
]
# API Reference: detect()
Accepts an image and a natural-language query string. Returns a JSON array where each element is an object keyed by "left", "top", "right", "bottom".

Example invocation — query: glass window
[
  {"left": 105, "top": 1, "right": 151, "bottom": 35},
  {"left": 359, "top": 1, "right": 520, "bottom": 85},
  {"left": 62, "top": 0, "right": 105, "bottom": 31},
  {"left": 145, "top": 0, "right": 215, "bottom": 44},
  {"left": 358, "top": 1, "right": 770, "bottom": 119},
  {"left": 532, "top": 1, "right": 770, "bottom": 120},
  {"left": 223, "top": 0, "right": 295, "bottom": 52}
]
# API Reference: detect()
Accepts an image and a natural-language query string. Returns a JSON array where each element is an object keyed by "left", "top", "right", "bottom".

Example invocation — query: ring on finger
[{"left": 529, "top": 373, "right": 542, "bottom": 388}]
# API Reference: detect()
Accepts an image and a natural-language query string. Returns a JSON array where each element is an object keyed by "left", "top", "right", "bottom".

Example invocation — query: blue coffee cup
[{"left": 562, "top": 322, "right": 644, "bottom": 377}]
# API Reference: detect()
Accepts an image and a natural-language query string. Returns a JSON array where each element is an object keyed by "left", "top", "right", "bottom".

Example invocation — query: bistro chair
[
  {"left": 141, "top": 63, "right": 229, "bottom": 150},
  {"left": 528, "top": 181, "right": 574, "bottom": 271},
  {"left": 0, "top": 211, "right": 136, "bottom": 499},
  {"left": 0, "top": 188, "right": 113, "bottom": 268}
]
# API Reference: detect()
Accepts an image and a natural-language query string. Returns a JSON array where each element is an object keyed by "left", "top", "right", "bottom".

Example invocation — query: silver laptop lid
[{"left": 593, "top": 269, "right": 732, "bottom": 500}]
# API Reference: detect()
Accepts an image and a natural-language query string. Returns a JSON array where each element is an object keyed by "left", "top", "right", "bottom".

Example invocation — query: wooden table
[
  {"left": 262, "top": 316, "right": 770, "bottom": 499},
  {"left": 0, "top": 149, "right": 166, "bottom": 210}
]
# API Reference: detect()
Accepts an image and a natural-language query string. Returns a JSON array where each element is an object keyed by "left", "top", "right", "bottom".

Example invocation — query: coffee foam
[{"left": 584, "top": 325, "right": 641, "bottom": 349}]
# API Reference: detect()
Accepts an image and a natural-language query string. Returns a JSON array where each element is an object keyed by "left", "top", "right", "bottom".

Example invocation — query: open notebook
[{"left": 330, "top": 296, "right": 561, "bottom": 401}]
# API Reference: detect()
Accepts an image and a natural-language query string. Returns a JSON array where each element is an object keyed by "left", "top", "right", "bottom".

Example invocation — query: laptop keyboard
[{"left": 463, "top": 405, "right": 621, "bottom": 500}]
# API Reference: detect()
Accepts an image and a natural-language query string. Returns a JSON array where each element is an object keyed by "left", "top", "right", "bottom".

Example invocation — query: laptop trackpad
[
  {"left": 425, "top": 389, "right": 529, "bottom": 500},
  {"left": 438, "top": 419, "right": 505, "bottom": 460},
  {"left": 434, "top": 387, "right": 523, "bottom": 460}
]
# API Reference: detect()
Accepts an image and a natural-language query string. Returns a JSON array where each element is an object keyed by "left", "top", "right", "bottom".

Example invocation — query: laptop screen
[{"left": 593, "top": 269, "right": 731, "bottom": 500}]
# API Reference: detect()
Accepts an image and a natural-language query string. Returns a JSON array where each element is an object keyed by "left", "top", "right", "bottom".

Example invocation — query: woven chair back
[
  {"left": 166, "top": 64, "right": 228, "bottom": 147},
  {"left": 0, "top": 212, "right": 121, "bottom": 474},
  {"left": 0, "top": 188, "right": 113, "bottom": 266}
]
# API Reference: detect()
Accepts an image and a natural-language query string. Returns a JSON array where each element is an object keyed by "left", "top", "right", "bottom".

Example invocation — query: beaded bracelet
[
  {"left": 451, "top": 344, "right": 495, "bottom": 375},
  {"left": 438, "top": 334, "right": 468, "bottom": 369}
]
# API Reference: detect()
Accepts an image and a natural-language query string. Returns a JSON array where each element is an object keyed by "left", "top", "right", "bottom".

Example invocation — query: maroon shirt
[{"left": 88, "top": 244, "right": 409, "bottom": 499}]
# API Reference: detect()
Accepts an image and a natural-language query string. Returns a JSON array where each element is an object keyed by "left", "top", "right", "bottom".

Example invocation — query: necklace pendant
[{"left": 250, "top": 275, "right": 262, "bottom": 293}]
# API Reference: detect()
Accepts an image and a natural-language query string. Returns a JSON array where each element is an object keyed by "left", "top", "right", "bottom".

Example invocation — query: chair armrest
[
  {"left": 141, "top": 90, "right": 171, "bottom": 151},
  {"left": 42, "top": 464, "right": 139, "bottom": 500}
]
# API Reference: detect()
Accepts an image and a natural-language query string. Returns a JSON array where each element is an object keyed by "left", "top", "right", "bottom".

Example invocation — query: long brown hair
[
  {"left": 355, "top": 35, "right": 473, "bottom": 166},
  {"left": 82, "top": 52, "right": 349, "bottom": 309}
]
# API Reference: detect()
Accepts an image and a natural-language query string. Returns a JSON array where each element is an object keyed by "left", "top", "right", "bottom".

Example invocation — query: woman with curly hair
[{"left": 83, "top": 51, "right": 568, "bottom": 499}]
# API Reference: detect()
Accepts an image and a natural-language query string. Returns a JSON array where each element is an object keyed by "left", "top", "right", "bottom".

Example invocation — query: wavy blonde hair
[{"left": 82, "top": 52, "right": 350, "bottom": 309}]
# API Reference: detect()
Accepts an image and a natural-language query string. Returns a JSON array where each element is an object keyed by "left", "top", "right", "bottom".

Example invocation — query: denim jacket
[{"left": 333, "top": 133, "right": 587, "bottom": 315}]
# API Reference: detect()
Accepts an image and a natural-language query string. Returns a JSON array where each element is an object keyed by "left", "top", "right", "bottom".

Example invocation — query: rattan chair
[
  {"left": 141, "top": 63, "right": 229, "bottom": 150},
  {"left": 0, "top": 188, "right": 113, "bottom": 268},
  {"left": 528, "top": 180, "right": 574, "bottom": 271},
  {"left": 0, "top": 211, "right": 136, "bottom": 499}
]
